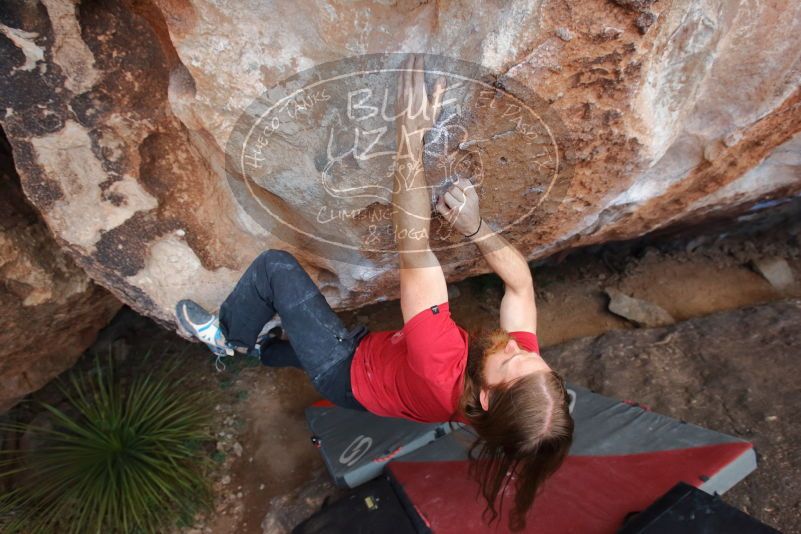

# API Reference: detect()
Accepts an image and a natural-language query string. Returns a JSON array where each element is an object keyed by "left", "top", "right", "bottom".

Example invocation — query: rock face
[
  {"left": 0, "top": 130, "right": 121, "bottom": 412},
  {"left": 0, "top": 0, "right": 800, "bottom": 327}
]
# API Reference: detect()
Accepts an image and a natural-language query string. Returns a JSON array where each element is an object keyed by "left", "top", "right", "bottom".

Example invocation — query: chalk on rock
[
  {"left": 605, "top": 288, "right": 675, "bottom": 327},
  {"left": 555, "top": 27, "right": 574, "bottom": 41},
  {"left": 753, "top": 257, "right": 795, "bottom": 291}
]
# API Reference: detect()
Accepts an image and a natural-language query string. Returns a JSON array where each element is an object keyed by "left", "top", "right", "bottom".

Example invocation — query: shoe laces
[
  {"left": 213, "top": 341, "right": 235, "bottom": 372},
  {"left": 215, "top": 352, "right": 228, "bottom": 372}
]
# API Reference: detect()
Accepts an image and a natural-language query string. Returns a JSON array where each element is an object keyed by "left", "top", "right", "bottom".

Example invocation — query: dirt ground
[
  {"left": 546, "top": 299, "right": 801, "bottom": 531},
  {"left": 10, "top": 203, "right": 801, "bottom": 533}
]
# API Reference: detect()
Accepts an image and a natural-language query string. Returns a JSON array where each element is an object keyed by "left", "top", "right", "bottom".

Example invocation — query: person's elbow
[{"left": 505, "top": 269, "right": 534, "bottom": 296}]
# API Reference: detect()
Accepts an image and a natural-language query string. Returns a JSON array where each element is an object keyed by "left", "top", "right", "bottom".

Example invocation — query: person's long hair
[{"left": 455, "top": 328, "right": 574, "bottom": 531}]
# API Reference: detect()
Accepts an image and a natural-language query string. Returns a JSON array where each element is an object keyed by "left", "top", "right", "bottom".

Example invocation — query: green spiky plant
[{"left": 0, "top": 354, "right": 216, "bottom": 533}]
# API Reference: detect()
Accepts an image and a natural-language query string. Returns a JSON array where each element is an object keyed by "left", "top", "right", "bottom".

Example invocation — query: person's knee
[{"left": 258, "top": 249, "right": 298, "bottom": 267}]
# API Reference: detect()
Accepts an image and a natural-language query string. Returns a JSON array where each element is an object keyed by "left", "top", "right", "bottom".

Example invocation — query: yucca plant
[{"left": 0, "top": 355, "right": 216, "bottom": 533}]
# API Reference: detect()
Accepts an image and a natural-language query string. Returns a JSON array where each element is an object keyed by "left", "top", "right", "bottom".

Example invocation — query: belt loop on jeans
[{"left": 344, "top": 323, "right": 368, "bottom": 344}]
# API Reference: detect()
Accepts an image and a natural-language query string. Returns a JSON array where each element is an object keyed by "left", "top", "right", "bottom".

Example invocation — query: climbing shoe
[{"left": 175, "top": 299, "right": 235, "bottom": 371}]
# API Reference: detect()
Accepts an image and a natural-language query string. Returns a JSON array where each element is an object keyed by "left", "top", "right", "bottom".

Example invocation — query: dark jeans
[{"left": 219, "top": 250, "right": 368, "bottom": 411}]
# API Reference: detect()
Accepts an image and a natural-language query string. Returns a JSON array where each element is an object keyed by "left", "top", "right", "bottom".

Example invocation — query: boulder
[
  {"left": 752, "top": 257, "right": 796, "bottom": 292},
  {"left": 605, "top": 288, "right": 675, "bottom": 328},
  {"left": 0, "top": 0, "right": 799, "bottom": 331},
  {"left": 0, "top": 130, "right": 121, "bottom": 412}
]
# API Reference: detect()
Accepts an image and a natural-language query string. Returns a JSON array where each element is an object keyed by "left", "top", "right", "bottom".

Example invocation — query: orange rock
[
  {"left": 0, "top": 133, "right": 120, "bottom": 412},
  {"left": 0, "top": 0, "right": 798, "bottom": 335}
]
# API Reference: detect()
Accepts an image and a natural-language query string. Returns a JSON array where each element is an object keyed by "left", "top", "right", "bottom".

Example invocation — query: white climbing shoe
[{"left": 176, "top": 299, "right": 235, "bottom": 371}]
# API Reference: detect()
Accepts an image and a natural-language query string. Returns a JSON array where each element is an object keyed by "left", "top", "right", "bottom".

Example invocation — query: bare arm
[
  {"left": 470, "top": 220, "right": 536, "bottom": 333},
  {"left": 394, "top": 55, "right": 448, "bottom": 323},
  {"left": 436, "top": 178, "right": 537, "bottom": 333}
]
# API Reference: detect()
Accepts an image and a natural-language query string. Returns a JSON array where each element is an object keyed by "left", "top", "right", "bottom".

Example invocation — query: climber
[{"left": 175, "top": 55, "right": 573, "bottom": 531}]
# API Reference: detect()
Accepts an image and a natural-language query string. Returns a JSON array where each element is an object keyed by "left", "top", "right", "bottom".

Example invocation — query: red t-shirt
[{"left": 350, "top": 302, "right": 540, "bottom": 423}]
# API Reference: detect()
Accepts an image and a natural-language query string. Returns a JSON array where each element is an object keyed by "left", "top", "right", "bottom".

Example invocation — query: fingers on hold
[
  {"left": 457, "top": 176, "right": 477, "bottom": 196},
  {"left": 396, "top": 78, "right": 402, "bottom": 110},
  {"left": 442, "top": 191, "right": 454, "bottom": 207},
  {"left": 444, "top": 190, "right": 461, "bottom": 208},
  {"left": 402, "top": 55, "right": 413, "bottom": 95},
  {"left": 435, "top": 198, "right": 450, "bottom": 217},
  {"left": 413, "top": 55, "right": 425, "bottom": 96}
]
